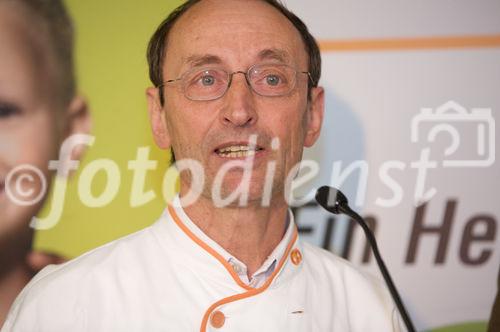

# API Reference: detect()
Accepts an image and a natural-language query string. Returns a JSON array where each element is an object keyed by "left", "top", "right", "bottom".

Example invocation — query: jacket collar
[{"left": 152, "top": 195, "right": 303, "bottom": 291}]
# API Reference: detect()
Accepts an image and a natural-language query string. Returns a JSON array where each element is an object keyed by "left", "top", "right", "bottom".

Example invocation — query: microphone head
[{"left": 315, "top": 186, "right": 349, "bottom": 214}]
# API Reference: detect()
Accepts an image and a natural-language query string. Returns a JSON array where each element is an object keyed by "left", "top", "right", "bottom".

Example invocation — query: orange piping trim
[
  {"left": 199, "top": 227, "right": 299, "bottom": 332},
  {"left": 167, "top": 205, "right": 253, "bottom": 291},
  {"left": 319, "top": 34, "right": 500, "bottom": 52}
]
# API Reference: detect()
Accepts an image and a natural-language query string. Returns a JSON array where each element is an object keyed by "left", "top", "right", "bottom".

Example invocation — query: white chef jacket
[{"left": 2, "top": 198, "right": 404, "bottom": 332}]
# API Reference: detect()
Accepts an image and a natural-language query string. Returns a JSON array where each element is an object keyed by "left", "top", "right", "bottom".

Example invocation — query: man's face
[
  {"left": 148, "top": 0, "right": 323, "bottom": 205},
  {"left": 0, "top": 6, "right": 62, "bottom": 251}
]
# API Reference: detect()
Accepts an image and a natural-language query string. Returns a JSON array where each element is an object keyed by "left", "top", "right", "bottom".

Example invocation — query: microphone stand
[{"left": 316, "top": 186, "right": 416, "bottom": 332}]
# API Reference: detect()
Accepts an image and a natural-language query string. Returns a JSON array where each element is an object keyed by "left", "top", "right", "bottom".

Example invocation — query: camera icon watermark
[{"left": 411, "top": 100, "right": 495, "bottom": 167}]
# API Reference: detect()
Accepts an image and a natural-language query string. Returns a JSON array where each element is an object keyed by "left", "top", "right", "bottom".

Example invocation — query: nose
[{"left": 220, "top": 72, "right": 257, "bottom": 127}]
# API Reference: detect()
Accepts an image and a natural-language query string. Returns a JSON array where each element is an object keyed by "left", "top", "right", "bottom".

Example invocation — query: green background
[
  {"left": 429, "top": 322, "right": 487, "bottom": 332},
  {"left": 34, "top": 0, "right": 182, "bottom": 258}
]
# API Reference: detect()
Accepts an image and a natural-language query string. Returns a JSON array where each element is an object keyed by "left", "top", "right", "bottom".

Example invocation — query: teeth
[
  {"left": 219, "top": 145, "right": 253, "bottom": 153},
  {"left": 217, "top": 146, "right": 258, "bottom": 158}
]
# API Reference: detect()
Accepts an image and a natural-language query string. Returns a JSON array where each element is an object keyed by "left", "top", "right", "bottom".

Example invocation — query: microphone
[{"left": 315, "top": 186, "right": 416, "bottom": 332}]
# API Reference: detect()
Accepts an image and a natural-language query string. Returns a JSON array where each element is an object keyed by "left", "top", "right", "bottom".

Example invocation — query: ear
[
  {"left": 304, "top": 87, "right": 324, "bottom": 147},
  {"left": 146, "top": 87, "right": 171, "bottom": 149},
  {"left": 63, "top": 95, "right": 91, "bottom": 162}
]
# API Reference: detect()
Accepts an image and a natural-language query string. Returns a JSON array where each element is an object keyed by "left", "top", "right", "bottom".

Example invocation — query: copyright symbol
[{"left": 5, "top": 164, "right": 47, "bottom": 206}]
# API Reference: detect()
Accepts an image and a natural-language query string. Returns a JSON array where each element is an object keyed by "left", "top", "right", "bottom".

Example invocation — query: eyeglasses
[{"left": 159, "top": 63, "right": 312, "bottom": 101}]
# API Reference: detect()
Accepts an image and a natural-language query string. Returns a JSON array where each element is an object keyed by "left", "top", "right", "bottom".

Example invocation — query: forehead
[
  {"left": 165, "top": 0, "right": 308, "bottom": 73},
  {"left": 0, "top": 5, "right": 51, "bottom": 103}
]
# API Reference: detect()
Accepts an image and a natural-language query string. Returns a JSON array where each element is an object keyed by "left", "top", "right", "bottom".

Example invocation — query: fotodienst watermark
[{"left": 2, "top": 101, "right": 494, "bottom": 230}]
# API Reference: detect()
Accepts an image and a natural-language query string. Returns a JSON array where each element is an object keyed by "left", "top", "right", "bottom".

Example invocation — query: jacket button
[
  {"left": 291, "top": 248, "right": 302, "bottom": 265},
  {"left": 210, "top": 310, "right": 225, "bottom": 328}
]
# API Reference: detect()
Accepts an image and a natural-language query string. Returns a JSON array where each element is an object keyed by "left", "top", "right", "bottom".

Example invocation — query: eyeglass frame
[{"left": 157, "top": 63, "right": 313, "bottom": 102}]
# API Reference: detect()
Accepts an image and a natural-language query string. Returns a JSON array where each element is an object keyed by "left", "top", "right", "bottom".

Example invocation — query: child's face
[{"left": 0, "top": 7, "right": 63, "bottom": 243}]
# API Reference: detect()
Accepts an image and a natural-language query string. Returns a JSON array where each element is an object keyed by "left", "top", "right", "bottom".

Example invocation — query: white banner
[{"left": 284, "top": 0, "right": 500, "bottom": 330}]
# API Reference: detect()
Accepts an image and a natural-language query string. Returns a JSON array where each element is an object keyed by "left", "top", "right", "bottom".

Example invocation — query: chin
[{"left": 206, "top": 177, "right": 282, "bottom": 208}]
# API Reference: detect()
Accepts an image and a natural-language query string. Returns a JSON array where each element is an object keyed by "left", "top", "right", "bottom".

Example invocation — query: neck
[
  {"left": 0, "top": 261, "right": 32, "bottom": 326},
  {"left": 183, "top": 194, "right": 289, "bottom": 277}
]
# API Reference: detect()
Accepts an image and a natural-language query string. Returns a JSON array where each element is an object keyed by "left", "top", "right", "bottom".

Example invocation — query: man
[
  {"left": 3, "top": 1, "right": 403, "bottom": 331},
  {"left": 0, "top": 0, "right": 89, "bottom": 326}
]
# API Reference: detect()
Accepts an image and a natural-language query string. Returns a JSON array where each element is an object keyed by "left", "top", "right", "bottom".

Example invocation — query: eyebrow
[
  {"left": 184, "top": 54, "right": 223, "bottom": 68},
  {"left": 181, "top": 48, "right": 292, "bottom": 70},
  {"left": 257, "top": 48, "right": 291, "bottom": 64}
]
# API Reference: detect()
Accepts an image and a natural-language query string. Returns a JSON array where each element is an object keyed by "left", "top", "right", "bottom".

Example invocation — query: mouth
[
  {"left": 214, "top": 143, "right": 264, "bottom": 159},
  {"left": 0, "top": 180, "right": 4, "bottom": 197}
]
